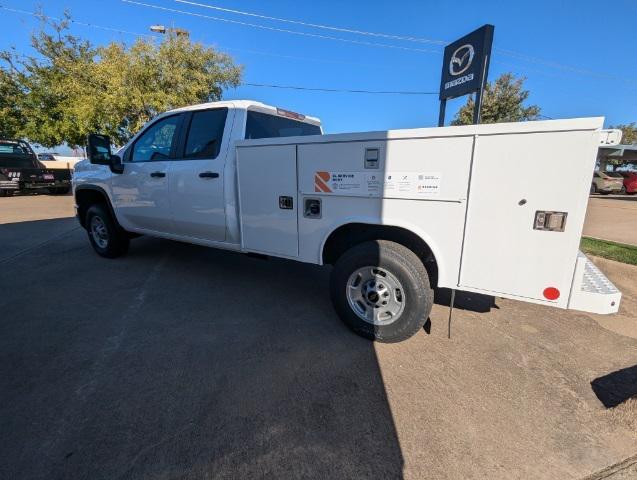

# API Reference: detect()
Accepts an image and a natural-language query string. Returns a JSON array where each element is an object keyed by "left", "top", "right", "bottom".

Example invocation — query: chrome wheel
[
  {"left": 346, "top": 266, "right": 406, "bottom": 325},
  {"left": 90, "top": 215, "right": 109, "bottom": 249}
]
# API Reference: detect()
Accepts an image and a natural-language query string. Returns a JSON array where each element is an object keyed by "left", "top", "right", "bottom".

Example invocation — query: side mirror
[
  {"left": 87, "top": 134, "right": 113, "bottom": 165},
  {"left": 87, "top": 133, "right": 124, "bottom": 174}
]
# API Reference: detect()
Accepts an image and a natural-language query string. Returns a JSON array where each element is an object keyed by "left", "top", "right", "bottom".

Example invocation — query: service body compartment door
[
  {"left": 459, "top": 129, "right": 600, "bottom": 305},
  {"left": 237, "top": 145, "right": 298, "bottom": 257}
]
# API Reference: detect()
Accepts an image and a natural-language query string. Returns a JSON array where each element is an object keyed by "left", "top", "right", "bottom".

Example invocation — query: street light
[{"left": 149, "top": 25, "right": 190, "bottom": 37}]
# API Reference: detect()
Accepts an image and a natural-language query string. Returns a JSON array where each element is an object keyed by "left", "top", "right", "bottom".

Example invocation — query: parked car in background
[
  {"left": 591, "top": 171, "right": 623, "bottom": 194},
  {"left": 618, "top": 171, "right": 637, "bottom": 194},
  {"left": 0, "top": 140, "right": 71, "bottom": 195},
  {"left": 37, "top": 152, "right": 60, "bottom": 161}
]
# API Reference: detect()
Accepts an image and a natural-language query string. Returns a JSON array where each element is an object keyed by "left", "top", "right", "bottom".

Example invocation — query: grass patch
[
  {"left": 604, "top": 396, "right": 637, "bottom": 438},
  {"left": 581, "top": 237, "right": 637, "bottom": 266}
]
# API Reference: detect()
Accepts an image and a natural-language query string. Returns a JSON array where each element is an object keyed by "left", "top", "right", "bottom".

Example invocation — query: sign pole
[
  {"left": 438, "top": 99, "right": 447, "bottom": 127},
  {"left": 472, "top": 49, "right": 491, "bottom": 124},
  {"left": 472, "top": 87, "right": 483, "bottom": 125}
]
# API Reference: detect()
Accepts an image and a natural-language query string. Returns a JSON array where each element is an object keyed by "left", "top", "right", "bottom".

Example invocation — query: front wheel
[
  {"left": 330, "top": 240, "right": 433, "bottom": 343},
  {"left": 85, "top": 204, "right": 129, "bottom": 258}
]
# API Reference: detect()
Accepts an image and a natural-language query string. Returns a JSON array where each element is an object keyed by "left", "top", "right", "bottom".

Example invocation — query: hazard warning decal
[{"left": 314, "top": 171, "right": 332, "bottom": 192}]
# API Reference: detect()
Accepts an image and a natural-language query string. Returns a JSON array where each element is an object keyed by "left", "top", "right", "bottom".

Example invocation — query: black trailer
[{"left": 0, "top": 140, "right": 71, "bottom": 196}]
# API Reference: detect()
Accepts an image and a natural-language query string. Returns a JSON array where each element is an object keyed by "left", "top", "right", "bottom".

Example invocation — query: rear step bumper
[{"left": 568, "top": 251, "right": 621, "bottom": 314}]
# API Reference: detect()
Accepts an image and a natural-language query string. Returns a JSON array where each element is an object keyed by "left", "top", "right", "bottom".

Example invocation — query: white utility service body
[
  {"left": 236, "top": 116, "right": 620, "bottom": 313},
  {"left": 75, "top": 101, "right": 620, "bottom": 342}
]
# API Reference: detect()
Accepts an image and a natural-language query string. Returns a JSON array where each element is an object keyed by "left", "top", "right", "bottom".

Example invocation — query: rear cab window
[
  {"left": 0, "top": 141, "right": 38, "bottom": 168},
  {"left": 183, "top": 108, "right": 228, "bottom": 159},
  {"left": 245, "top": 109, "right": 321, "bottom": 140}
]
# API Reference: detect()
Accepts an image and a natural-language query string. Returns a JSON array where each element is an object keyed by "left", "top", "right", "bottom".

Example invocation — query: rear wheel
[
  {"left": 330, "top": 240, "right": 433, "bottom": 343},
  {"left": 620, "top": 185, "right": 627, "bottom": 195},
  {"left": 0, "top": 189, "right": 14, "bottom": 197},
  {"left": 50, "top": 187, "right": 71, "bottom": 195},
  {"left": 590, "top": 183, "right": 597, "bottom": 194},
  {"left": 85, "top": 204, "right": 129, "bottom": 258}
]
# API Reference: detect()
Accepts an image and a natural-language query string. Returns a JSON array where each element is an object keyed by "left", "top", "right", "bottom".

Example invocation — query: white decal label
[{"left": 314, "top": 171, "right": 441, "bottom": 197}]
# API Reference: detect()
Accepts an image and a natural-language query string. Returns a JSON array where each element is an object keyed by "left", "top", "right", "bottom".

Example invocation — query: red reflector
[{"left": 543, "top": 287, "right": 560, "bottom": 300}]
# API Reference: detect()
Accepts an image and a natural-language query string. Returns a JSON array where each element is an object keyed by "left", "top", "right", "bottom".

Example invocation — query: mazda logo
[{"left": 449, "top": 44, "right": 474, "bottom": 76}]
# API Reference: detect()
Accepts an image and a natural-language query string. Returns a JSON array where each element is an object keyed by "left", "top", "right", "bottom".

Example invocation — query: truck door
[
  {"left": 236, "top": 144, "right": 298, "bottom": 257},
  {"left": 112, "top": 114, "right": 183, "bottom": 233},
  {"left": 167, "top": 108, "right": 231, "bottom": 242},
  {"left": 459, "top": 129, "right": 598, "bottom": 304}
]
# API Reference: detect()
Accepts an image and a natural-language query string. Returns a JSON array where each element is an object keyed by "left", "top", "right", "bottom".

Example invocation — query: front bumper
[{"left": 20, "top": 179, "right": 71, "bottom": 190}]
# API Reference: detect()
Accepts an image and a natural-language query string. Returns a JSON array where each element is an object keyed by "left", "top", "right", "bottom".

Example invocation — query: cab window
[
  {"left": 131, "top": 115, "right": 181, "bottom": 162},
  {"left": 245, "top": 110, "right": 321, "bottom": 139},
  {"left": 183, "top": 108, "right": 228, "bottom": 160}
]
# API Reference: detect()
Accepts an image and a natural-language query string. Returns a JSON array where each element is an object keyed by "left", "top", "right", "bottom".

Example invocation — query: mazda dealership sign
[{"left": 439, "top": 25, "right": 494, "bottom": 100}]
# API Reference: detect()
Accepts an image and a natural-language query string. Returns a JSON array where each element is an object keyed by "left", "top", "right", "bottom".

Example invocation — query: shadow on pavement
[
  {"left": 591, "top": 365, "right": 637, "bottom": 408},
  {"left": 434, "top": 287, "right": 497, "bottom": 313},
  {"left": 0, "top": 219, "right": 405, "bottom": 479}
]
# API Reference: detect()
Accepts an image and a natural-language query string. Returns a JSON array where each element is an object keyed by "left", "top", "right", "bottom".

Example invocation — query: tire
[
  {"left": 330, "top": 240, "right": 434, "bottom": 343},
  {"left": 85, "top": 204, "right": 129, "bottom": 258},
  {"left": 0, "top": 189, "right": 14, "bottom": 197},
  {"left": 51, "top": 187, "right": 71, "bottom": 195},
  {"left": 620, "top": 185, "right": 627, "bottom": 195},
  {"left": 590, "top": 183, "right": 596, "bottom": 194}
]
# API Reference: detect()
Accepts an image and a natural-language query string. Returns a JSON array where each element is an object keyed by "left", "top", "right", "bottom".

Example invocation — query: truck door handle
[
  {"left": 199, "top": 171, "right": 220, "bottom": 179},
  {"left": 150, "top": 171, "right": 166, "bottom": 178}
]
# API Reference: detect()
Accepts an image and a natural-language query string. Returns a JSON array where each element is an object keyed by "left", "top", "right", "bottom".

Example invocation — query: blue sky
[{"left": 1, "top": 0, "right": 636, "bottom": 136}]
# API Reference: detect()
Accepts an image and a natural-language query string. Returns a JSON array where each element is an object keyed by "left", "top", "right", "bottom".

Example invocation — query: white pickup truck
[{"left": 74, "top": 100, "right": 621, "bottom": 343}]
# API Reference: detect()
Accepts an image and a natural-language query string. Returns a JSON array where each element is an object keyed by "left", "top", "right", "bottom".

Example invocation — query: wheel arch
[
  {"left": 321, "top": 221, "right": 442, "bottom": 288},
  {"left": 75, "top": 185, "right": 118, "bottom": 229}
]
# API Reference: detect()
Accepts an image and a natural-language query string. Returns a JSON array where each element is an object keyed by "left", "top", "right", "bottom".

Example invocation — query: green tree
[
  {"left": 0, "top": 68, "right": 25, "bottom": 138},
  {"left": 608, "top": 123, "right": 637, "bottom": 145},
  {"left": 451, "top": 73, "right": 541, "bottom": 125},
  {"left": 0, "top": 12, "right": 242, "bottom": 147}
]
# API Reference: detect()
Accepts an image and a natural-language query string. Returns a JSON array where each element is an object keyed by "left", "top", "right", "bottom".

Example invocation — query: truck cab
[{"left": 74, "top": 100, "right": 321, "bottom": 247}]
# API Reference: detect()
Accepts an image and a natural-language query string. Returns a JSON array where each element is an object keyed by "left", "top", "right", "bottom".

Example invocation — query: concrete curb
[{"left": 582, "top": 453, "right": 637, "bottom": 480}]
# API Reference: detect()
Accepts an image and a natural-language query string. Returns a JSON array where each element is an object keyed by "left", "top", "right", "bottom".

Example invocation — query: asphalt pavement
[{"left": 1, "top": 194, "right": 636, "bottom": 479}]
